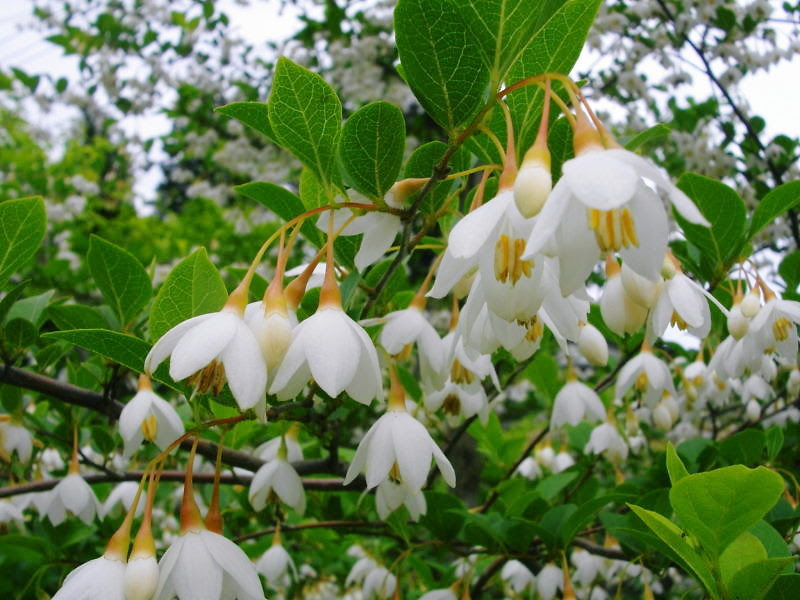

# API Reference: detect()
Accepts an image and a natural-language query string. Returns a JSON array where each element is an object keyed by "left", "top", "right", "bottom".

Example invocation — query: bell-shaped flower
[
  {"left": 102, "top": 481, "right": 143, "bottom": 519},
  {"left": 255, "top": 534, "right": 297, "bottom": 588},
  {"left": 0, "top": 500, "right": 25, "bottom": 529},
  {"left": 248, "top": 447, "right": 306, "bottom": 515},
  {"left": 584, "top": 422, "right": 628, "bottom": 464},
  {"left": 43, "top": 472, "right": 100, "bottom": 526},
  {"left": 749, "top": 292, "right": 800, "bottom": 363},
  {"left": 577, "top": 323, "right": 608, "bottom": 366},
  {"left": 550, "top": 380, "right": 606, "bottom": 429},
  {"left": 501, "top": 559, "right": 536, "bottom": 593},
  {"left": 419, "top": 587, "right": 458, "bottom": 600},
  {"left": 52, "top": 555, "right": 127, "bottom": 600},
  {"left": 119, "top": 375, "right": 184, "bottom": 457},
  {"left": 269, "top": 258, "right": 381, "bottom": 404},
  {"left": 552, "top": 449, "right": 576, "bottom": 473},
  {"left": 425, "top": 378, "right": 489, "bottom": 425},
  {"left": 616, "top": 345, "right": 676, "bottom": 405},
  {"left": 375, "top": 479, "right": 427, "bottom": 521},
  {"left": 341, "top": 210, "right": 402, "bottom": 271},
  {"left": 0, "top": 417, "right": 32, "bottom": 462},
  {"left": 346, "top": 555, "right": 378, "bottom": 588},
  {"left": 144, "top": 282, "right": 266, "bottom": 412},
  {"left": 255, "top": 426, "right": 303, "bottom": 463},
  {"left": 515, "top": 456, "right": 542, "bottom": 480},
  {"left": 378, "top": 304, "right": 445, "bottom": 374},
  {"left": 600, "top": 258, "right": 648, "bottom": 336},
  {"left": 362, "top": 567, "right": 396, "bottom": 599},
  {"left": 344, "top": 367, "right": 456, "bottom": 492},
  {"left": 537, "top": 563, "right": 564, "bottom": 600},
  {"left": 646, "top": 259, "right": 713, "bottom": 343}
]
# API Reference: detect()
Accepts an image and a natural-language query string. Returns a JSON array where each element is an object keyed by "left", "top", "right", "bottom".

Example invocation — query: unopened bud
[
  {"left": 578, "top": 323, "right": 608, "bottom": 366},
  {"left": 513, "top": 160, "right": 551, "bottom": 218},
  {"left": 124, "top": 555, "right": 159, "bottom": 600},
  {"left": 653, "top": 402, "right": 673, "bottom": 431},
  {"left": 740, "top": 290, "right": 761, "bottom": 319},
  {"left": 745, "top": 399, "right": 761, "bottom": 422},
  {"left": 727, "top": 305, "right": 749, "bottom": 340}
]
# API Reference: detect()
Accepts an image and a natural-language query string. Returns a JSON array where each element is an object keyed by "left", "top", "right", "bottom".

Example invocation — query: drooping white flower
[
  {"left": 124, "top": 555, "right": 159, "bottom": 600},
  {"left": 119, "top": 376, "right": 184, "bottom": 457},
  {"left": 145, "top": 293, "right": 267, "bottom": 412},
  {"left": 515, "top": 457, "right": 542, "bottom": 480},
  {"left": 552, "top": 450, "right": 576, "bottom": 473},
  {"left": 255, "top": 540, "right": 297, "bottom": 588},
  {"left": 341, "top": 211, "right": 402, "bottom": 271},
  {"left": 0, "top": 499, "right": 25, "bottom": 529},
  {"left": 578, "top": 323, "right": 608, "bottom": 366},
  {"left": 647, "top": 270, "right": 712, "bottom": 343},
  {"left": 52, "top": 555, "right": 127, "bottom": 600},
  {"left": 344, "top": 372, "right": 456, "bottom": 491},
  {"left": 153, "top": 529, "right": 265, "bottom": 600},
  {"left": 550, "top": 381, "right": 606, "bottom": 429},
  {"left": 616, "top": 347, "right": 676, "bottom": 405},
  {"left": 0, "top": 418, "right": 32, "bottom": 462},
  {"left": 749, "top": 294, "right": 800, "bottom": 363},
  {"left": 345, "top": 555, "right": 377, "bottom": 588},
  {"left": 501, "top": 559, "right": 536, "bottom": 593},
  {"left": 43, "top": 473, "right": 100, "bottom": 526},
  {"left": 585, "top": 423, "right": 628, "bottom": 464},
  {"left": 362, "top": 567, "right": 396, "bottom": 599},
  {"left": 375, "top": 479, "right": 427, "bottom": 521},
  {"left": 269, "top": 305, "right": 381, "bottom": 404},
  {"left": 255, "top": 427, "right": 303, "bottom": 463},
  {"left": 244, "top": 303, "right": 294, "bottom": 379},
  {"left": 379, "top": 305, "right": 444, "bottom": 374},
  {"left": 419, "top": 587, "right": 458, "bottom": 600},
  {"left": 537, "top": 563, "right": 563, "bottom": 600},
  {"left": 102, "top": 481, "right": 144, "bottom": 519},
  {"left": 600, "top": 259, "right": 647, "bottom": 336},
  {"left": 248, "top": 454, "right": 306, "bottom": 515}
]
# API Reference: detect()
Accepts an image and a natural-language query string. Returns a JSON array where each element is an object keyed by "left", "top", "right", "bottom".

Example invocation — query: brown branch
[
  {"left": 471, "top": 556, "right": 506, "bottom": 596},
  {"left": 572, "top": 537, "right": 627, "bottom": 560},
  {"left": 0, "top": 471, "right": 360, "bottom": 499},
  {"left": 235, "top": 520, "right": 388, "bottom": 543}
]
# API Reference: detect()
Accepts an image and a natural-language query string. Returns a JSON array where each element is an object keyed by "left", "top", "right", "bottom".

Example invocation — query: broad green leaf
[
  {"left": 458, "top": 0, "right": 542, "bottom": 86},
  {"left": 535, "top": 471, "right": 578, "bottom": 501},
  {"left": 268, "top": 57, "right": 342, "bottom": 187},
  {"left": 3, "top": 318, "right": 37, "bottom": 350},
  {"left": 728, "top": 558, "right": 795, "bottom": 600},
  {"left": 339, "top": 101, "right": 405, "bottom": 199},
  {"left": 42, "top": 329, "right": 150, "bottom": 373},
  {"left": 719, "top": 532, "right": 766, "bottom": 589},
  {"left": 235, "top": 181, "right": 323, "bottom": 248},
  {"left": 87, "top": 236, "right": 152, "bottom": 327},
  {"left": 4, "top": 290, "right": 54, "bottom": 328},
  {"left": 507, "top": 0, "right": 603, "bottom": 153},
  {"left": 624, "top": 123, "right": 672, "bottom": 151},
  {"left": 395, "top": 0, "right": 489, "bottom": 132},
  {"left": 629, "top": 504, "right": 720, "bottom": 599},
  {"left": 0, "top": 281, "right": 27, "bottom": 324},
  {"left": 299, "top": 168, "right": 327, "bottom": 211},
  {"left": 403, "top": 141, "right": 453, "bottom": 214},
  {"left": 148, "top": 248, "right": 227, "bottom": 341},
  {"left": 749, "top": 180, "right": 800, "bottom": 239},
  {"left": 767, "top": 574, "right": 800, "bottom": 599},
  {"left": 779, "top": 251, "right": 800, "bottom": 293},
  {"left": 669, "top": 465, "right": 785, "bottom": 557},
  {"left": 560, "top": 493, "right": 624, "bottom": 545},
  {"left": 666, "top": 441, "right": 689, "bottom": 484},
  {"left": 524, "top": 347, "right": 560, "bottom": 400},
  {"left": 750, "top": 520, "right": 793, "bottom": 561},
  {"left": 764, "top": 426, "right": 784, "bottom": 462},
  {"left": 675, "top": 173, "right": 747, "bottom": 281},
  {"left": 47, "top": 304, "right": 110, "bottom": 331},
  {"left": 0, "top": 197, "right": 46, "bottom": 289},
  {"left": 215, "top": 101, "right": 275, "bottom": 142},
  {"left": 718, "top": 428, "right": 764, "bottom": 466}
]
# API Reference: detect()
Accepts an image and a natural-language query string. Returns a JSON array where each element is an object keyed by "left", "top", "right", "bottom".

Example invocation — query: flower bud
[
  {"left": 727, "top": 304, "right": 749, "bottom": 340},
  {"left": 652, "top": 402, "right": 673, "bottom": 431},
  {"left": 578, "top": 323, "right": 608, "bottom": 366},
  {"left": 740, "top": 290, "right": 761, "bottom": 319},
  {"left": 621, "top": 264, "right": 660, "bottom": 308},
  {"left": 788, "top": 369, "right": 800, "bottom": 398},
  {"left": 513, "top": 161, "right": 551, "bottom": 218},
  {"left": 124, "top": 555, "right": 159, "bottom": 600},
  {"left": 745, "top": 399, "right": 761, "bottom": 422}
]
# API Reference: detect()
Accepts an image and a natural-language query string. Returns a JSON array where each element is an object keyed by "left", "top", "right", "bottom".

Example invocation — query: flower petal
[
  {"left": 303, "top": 309, "right": 360, "bottom": 398},
  {"left": 169, "top": 313, "right": 238, "bottom": 382},
  {"left": 221, "top": 322, "right": 267, "bottom": 410},
  {"left": 562, "top": 150, "right": 637, "bottom": 210},
  {"left": 145, "top": 314, "right": 212, "bottom": 373}
]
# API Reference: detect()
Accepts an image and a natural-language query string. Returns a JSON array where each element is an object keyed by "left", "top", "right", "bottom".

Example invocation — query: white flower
[
  {"left": 585, "top": 423, "right": 628, "bottom": 464},
  {"left": 269, "top": 306, "right": 382, "bottom": 404},
  {"left": 616, "top": 349, "right": 676, "bottom": 405},
  {"left": 255, "top": 432, "right": 303, "bottom": 463},
  {"left": 379, "top": 306, "right": 444, "bottom": 373},
  {"left": 119, "top": 378, "right": 184, "bottom": 457},
  {"left": 537, "top": 563, "right": 563, "bottom": 600},
  {"left": 578, "top": 323, "right": 608, "bottom": 366},
  {"left": 514, "top": 158, "right": 552, "bottom": 218},
  {"left": 552, "top": 450, "right": 576, "bottom": 473},
  {"left": 52, "top": 555, "right": 126, "bottom": 600},
  {"left": 248, "top": 457, "right": 306, "bottom": 515},
  {"left": 244, "top": 302, "right": 294, "bottom": 377},
  {"left": 343, "top": 408, "right": 455, "bottom": 491},
  {"left": 515, "top": 457, "right": 542, "bottom": 480},
  {"left": 153, "top": 529, "right": 265, "bottom": 600},
  {"left": 0, "top": 500, "right": 25, "bottom": 529},
  {"left": 375, "top": 480, "right": 427, "bottom": 521},
  {"left": 749, "top": 295, "right": 800, "bottom": 362},
  {"left": 501, "top": 559, "right": 535, "bottom": 593},
  {"left": 362, "top": 567, "right": 396, "bottom": 599},
  {"left": 43, "top": 473, "right": 100, "bottom": 526},
  {"left": 419, "top": 588, "right": 458, "bottom": 600},
  {"left": 647, "top": 272, "right": 712, "bottom": 342},
  {"left": 255, "top": 542, "right": 297, "bottom": 587},
  {"left": 550, "top": 381, "right": 606, "bottom": 429},
  {"left": 102, "top": 482, "right": 143, "bottom": 519},
  {"left": 346, "top": 556, "right": 377, "bottom": 587},
  {"left": 145, "top": 306, "right": 267, "bottom": 411},
  {"left": 600, "top": 261, "right": 647, "bottom": 336},
  {"left": 0, "top": 419, "right": 32, "bottom": 462},
  {"left": 341, "top": 211, "right": 402, "bottom": 271}
]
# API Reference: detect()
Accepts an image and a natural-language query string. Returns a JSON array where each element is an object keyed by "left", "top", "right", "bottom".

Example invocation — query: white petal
[
  {"left": 271, "top": 461, "right": 306, "bottom": 515},
  {"left": 427, "top": 251, "right": 474, "bottom": 299},
  {"left": 345, "top": 321, "right": 382, "bottom": 405},
  {"left": 523, "top": 184, "right": 570, "bottom": 258},
  {"left": 169, "top": 532, "right": 222, "bottom": 600},
  {"left": 562, "top": 150, "right": 637, "bottom": 210},
  {"left": 303, "top": 310, "right": 360, "bottom": 398},
  {"left": 620, "top": 189, "right": 667, "bottom": 280},
  {"left": 447, "top": 191, "right": 512, "bottom": 259},
  {"left": 670, "top": 188, "right": 710, "bottom": 226},
  {"left": 344, "top": 425, "right": 377, "bottom": 485},
  {"left": 391, "top": 415, "right": 433, "bottom": 490},
  {"left": 353, "top": 214, "right": 402, "bottom": 271},
  {"left": 269, "top": 325, "right": 311, "bottom": 397},
  {"left": 145, "top": 314, "right": 212, "bottom": 372},
  {"left": 150, "top": 397, "right": 186, "bottom": 451},
  {"left": 169, "top": 313, "right": 238, "bottom": 381},
  {"left": 432, "top": 443, "right": 456, "bottom": 487},
  {"left": 119, "top": 391, "right": 153, "bottom": 452},
  {"left": 221, "top": 322, "right": 267, "bottom": 410},
  {"left": 200, "top": 531, "right": 265, "bottom": 600},
  {"left": 365, "top": 416, "right": 396, "bottom": 489},
  {"left": 248, "top": 461, "right": 279, "bottom": 510}
]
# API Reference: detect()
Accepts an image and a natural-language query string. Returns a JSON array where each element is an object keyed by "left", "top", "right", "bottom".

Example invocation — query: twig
[
  {"left": 572, "top": 537, "right": 627, "bottom": 560},
  {"left": 471, "top": 556, "right": 506, "bottom": 595},
  {"left": 235, "top": 520, "right": 388, "bottom": 543}
]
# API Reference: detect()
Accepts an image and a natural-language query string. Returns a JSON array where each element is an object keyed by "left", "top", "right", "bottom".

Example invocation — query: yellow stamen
[
  {"left": 187, "top": 360, "right": 227, "bottom": 395},
  {"left": 587, "top": 208, "right": 639, "bottom": 252},
  {"left": 141, "top": 415, "right": 157, "bottom": 442},
  {"left": 493, "top": 234, "right": 533, "bottom": 285},
  {"left": 442, "top": 394, "right": 461, "bottom": 416},
  {"left": 450, "top": 360, "right": 475, "bottom": 385},
  {"left": 670, "top": 311, "right": 689, "bottom": 330},
  {"left": 635, "top": 372, "right": 649, "bottom": 392},
  {"left": 773, "top": 317, "right": 791, "bottom": 341},
  {"left": 389, "top": 462, "right": 402, "bottom": 484}
]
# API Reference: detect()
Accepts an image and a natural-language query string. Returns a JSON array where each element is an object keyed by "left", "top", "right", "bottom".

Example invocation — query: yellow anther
[
  {"left": 141, "top": 415, "right": 158, "bottom": 442},
  {"left": 635, "top": 371, "right": 649, "bottom": 392},
  {"left": 670, "top": 311, "right": 689, "bottom": 330},
  {"left": 450, "top": 360, "right": 475, "bottom": 385},
  {"left": 389, "top": 462, "right": 402, "bottom": 484},
  {"left": 773, "top": 317, "right": 791, "bottom": 341},
  {"left": 494, "top": 234, "right": 533, "bottom": 285},
  {"left": 494, "top": 234, "right": 510, "bottom": 283},
  {"left": 525, "top": 315, "right": 543, "bottom": 342},
  {"left": 442, "top": 394, "right": 461, "bottom": 416},
  {"left": 187, "top": 360, "right": 227, "bottom": 395},
  {"left": 587, "top": 208, "right": 639, "bottom": 252}
]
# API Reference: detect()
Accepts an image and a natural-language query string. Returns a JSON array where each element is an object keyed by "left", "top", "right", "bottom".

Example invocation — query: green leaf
[
  {"left": 458, "top": 0, "right": 542, "bottom": 86},
  {"left": 764, "top": 426, "right": 784, "bottom": 462},
  {"left": 403, "top": 141, "right": 454, "bottom": 214},
  {"left": 0, "top": 197, "right": 46, "bottom": 289},
  {"left": 666, "top": 441, "right": 690, "bottom": 484},
  {"left": 507, "top": 0, "right": 603, "bottom": 152},
  {"left": 749, "top": 520, "right": 793, "bottom": 561},
  {"left": 727, "top": 558, "right": 795, "bottom": 600},
  {"left": 560, "top": 493, "right": 623, "bottom": 545},
  {"left": 47, "top": 305, "right": 110, "bottom": 331},
  {"left": 624, "top": 124, "right": 672, "bottom": 151},
  {"left": 87, "top": 236, "right": 152, "bottom": 327},
  {"left": 268, "top": 57, "right": 342, "bottom": 187},
  {"left": 719, "top": 532, "right": 766, "bottom": 590},
  {"left": 339, "top": 101, "right": 406, "bottom": 199},
  {"left": 0, "top": 281, "right": 27, "bottom": 324},
  {"left": 629, "top": 504, "right": 720, "bottom": 599},
  {"left": 395, "top": 0, "right": 489, "bottom": 132},
  {"left": 767, "top": 574, "right": 800, "bottom": 599},
  {"left": 148, "top": 248, "right": 228, "bottom": 341},
  {"left": 779, "top": 251, "right": 800, "bottom": 293},
  {"left": 4, "top": 290, "right": 54, "bottom": 328},
  {"left": 299, "top": 168, "right": 327, "bottom": 211},
  {"left": 718, "top": 428, "right": 764, "bottom": 466},
  {"left": 749, "top": 181, "right": 800, "bottom": 239},
  {"left": 235, "top": 181, "right": 324, "bottom": 248},
  {"left": 3, "top": 318, "right": 37, "bottom": 351},
  {"left": 216, "top": 101, "right": 275, "bottom": 142},
  {"left": 535, "top": 471, "right": 578, "bottom": 501},
  {"left": 669, "top": 465, "right": 785, "bottom": 557},
  {"left": 675, "top": 173, "right": 747, "bottom": 281},
  {"left": 42, "top": 329, "right": 149, "bottom": 373}
]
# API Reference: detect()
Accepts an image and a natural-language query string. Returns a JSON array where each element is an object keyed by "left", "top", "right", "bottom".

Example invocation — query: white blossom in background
[
  {"left": 42, "top": 473, "right": 100, "bottom": 526},
  {"left": 118, "top": 376, "right": 184, "bottom": 457},
  {"left": 501, "top": 559, "right": 536, "bottom": 594},
  {"left": 52, "top": 555, "right": 126, "bottom": 600},
  {"left": 0, "top": 419, "right": 33, "bottom": 462}
]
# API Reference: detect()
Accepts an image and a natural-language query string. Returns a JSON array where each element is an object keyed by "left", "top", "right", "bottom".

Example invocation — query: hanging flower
[
  {"left": 255, "top": 531, "right": 297, "bottom": 588},
  {"left": 119, "top": 375, "right": 184, "bottom": 457},
  {"left": 550, "top": 381, "right": 606, "bottom": 429},
  {"left": 0, "top": 417, "right": 32, "bottom": 463},
  {"left": 52, "top": 555, "right": 127, "bottom": 600},
  {"left": 248, "top": 437, "right": 306, "bottom": 515},
  {"left": 375, "top": 479, "right": 427, "bottom": 521},
  {"left": 42, "top": 473, "right": 100, "bottom": 526}
]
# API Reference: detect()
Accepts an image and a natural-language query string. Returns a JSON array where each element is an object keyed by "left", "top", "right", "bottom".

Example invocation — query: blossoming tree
[{"left": 0, "top": 0, "right": 799, "bottom": 599}]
